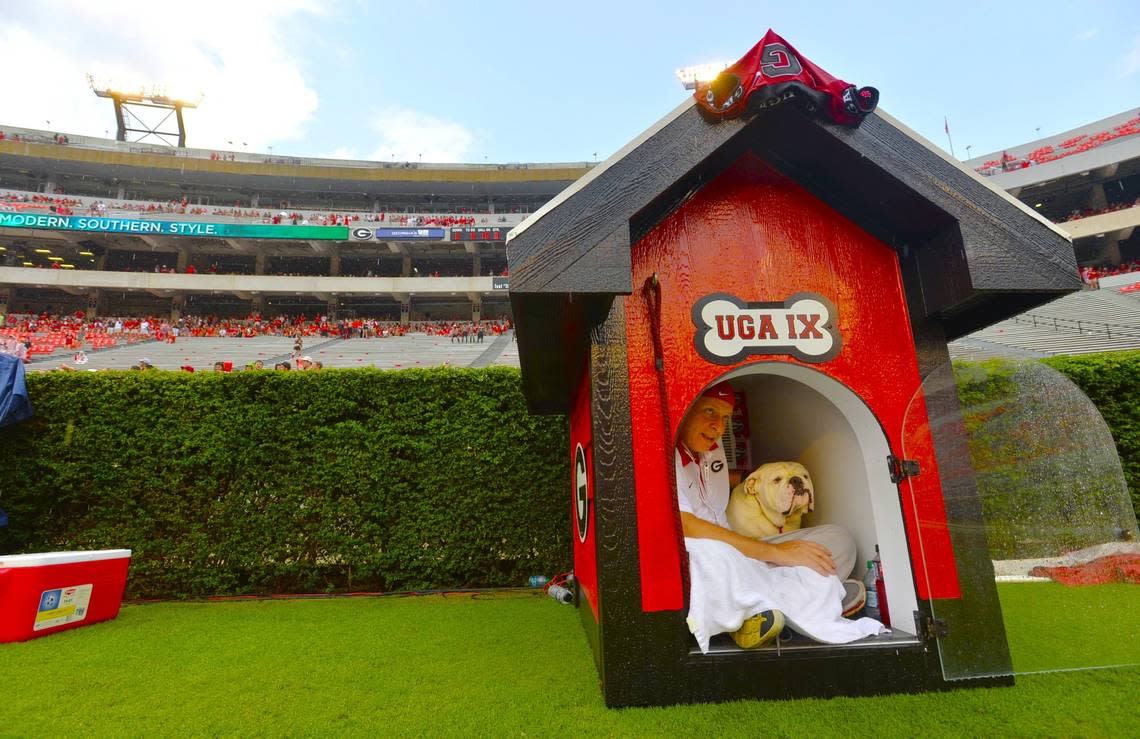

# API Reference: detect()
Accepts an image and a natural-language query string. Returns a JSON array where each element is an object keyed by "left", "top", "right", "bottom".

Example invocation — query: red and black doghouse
[{"left": 507, "top": 38, "right": 1080, "bottom": 708}]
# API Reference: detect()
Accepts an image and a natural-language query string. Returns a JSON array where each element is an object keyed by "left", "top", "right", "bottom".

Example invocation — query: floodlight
[
  {"left": 34, "top": 248, "right": 51, "bottom": 254},
  {"left": 79, "top": 250, "right": 94, "bottom": 256},
  {"left": 60, "top": 264, "right": 75, "bottom": 269},
  {"left": 48, "top": 256, "right": 64, "bottom": 261},
  {"left": 87, "top": 73, "right": 202, "bottom": 147},
  {"left": 22, "top": 262, "right": 34, "bottom": 266},
  {"left": 675, "top": 62, "right": 730, "bottom": 91}
]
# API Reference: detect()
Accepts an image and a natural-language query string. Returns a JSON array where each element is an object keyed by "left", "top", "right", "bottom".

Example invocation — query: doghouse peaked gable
[{"left": 508, "top": 98, "right": 1078, "bottom": 413}]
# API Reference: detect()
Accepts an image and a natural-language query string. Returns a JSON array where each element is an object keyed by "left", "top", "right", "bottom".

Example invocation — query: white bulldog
[{"left": 726, "top": 461, "right": 815, "bottom": 539}]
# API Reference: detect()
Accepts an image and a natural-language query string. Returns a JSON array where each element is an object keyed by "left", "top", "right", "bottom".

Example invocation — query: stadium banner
[
  {"left": 0, "top": 213, "right": 349, "bottom": 240},
  {"left": 349, "top": 226, "right": 447, "bottom": 242},
  {"left": 450, "top": 227, "right": 507, "bottom": 242},
  {"left": 492, "top": 276, "right": 510, "bottom": 290}
]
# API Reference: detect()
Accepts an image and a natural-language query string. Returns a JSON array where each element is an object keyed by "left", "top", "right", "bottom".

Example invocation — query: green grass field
[
  {"left": 2, "top": 585, "right": 1138, "bottom": 737},
  {"left": 998, "top": 582, "right": 1139, "bottom": 673}
]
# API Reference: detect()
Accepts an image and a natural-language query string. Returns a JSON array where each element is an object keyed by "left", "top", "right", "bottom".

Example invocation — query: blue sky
[{"left": 2, "top": 0, "right": 1138, "bottom": 163}]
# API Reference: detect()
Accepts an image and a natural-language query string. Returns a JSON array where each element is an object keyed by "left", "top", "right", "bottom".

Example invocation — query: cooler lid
[{"left": 0, "top": 549, "right": 132, "bottom": 568}]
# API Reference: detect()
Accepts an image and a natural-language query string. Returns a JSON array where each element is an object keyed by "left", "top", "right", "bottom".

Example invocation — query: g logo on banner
[
  {"left": 351, "top": 227, "right": 373, "bottom": 240},
  {"left": 758, "top": 42, "right": 803, "bottom": 79},
  {"left": 574, "top": 443, "right": 589, "bottom": 544}
]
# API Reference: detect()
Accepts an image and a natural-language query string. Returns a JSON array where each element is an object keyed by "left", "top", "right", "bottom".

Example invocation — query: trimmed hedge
[
  {"left": 1, "top": 353, "right": 1134, "bottom": 598},
  {"left": 1041, "top": 351, "right": 1140, "bottom": 517},
  {"left": 953, "top": 354, "right": 1138, "bottom": 558},
  {"left": 0, "top": 368, "right": 570, "bottom": 599}
]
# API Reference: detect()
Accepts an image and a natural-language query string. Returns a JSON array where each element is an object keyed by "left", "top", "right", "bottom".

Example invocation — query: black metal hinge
[
  {"left": 915, "top": 611, "right": 949, "bottom": 641},
  {"left": 888, "top": 454, "right": 920, "bottom": 484}
]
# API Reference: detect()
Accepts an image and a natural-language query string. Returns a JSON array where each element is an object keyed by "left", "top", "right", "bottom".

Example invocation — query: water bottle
[
  {"left": 528, "top": 575, "right": 549, "bottom": 588},
  {"left": 547, "top": 584, "right": 574, "bottom": 604},
  {"left": 873, "top": 546, "right": 891, "bottom": 628},
  {"left": 863, "top": 560, "right": 880, "bottom": 620}
]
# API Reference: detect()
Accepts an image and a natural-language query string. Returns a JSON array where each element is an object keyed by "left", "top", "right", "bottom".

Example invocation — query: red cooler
[{"left": 0, "top": 549, "right": 132, "bottom": 643}]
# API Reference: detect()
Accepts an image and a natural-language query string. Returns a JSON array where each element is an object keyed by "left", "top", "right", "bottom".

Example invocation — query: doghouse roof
[{"left": 507, "top": 98, "right": 1079, "bottom": 414}]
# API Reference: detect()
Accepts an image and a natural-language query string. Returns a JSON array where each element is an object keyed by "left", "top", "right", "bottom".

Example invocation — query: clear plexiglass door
[{"left": 900, "top": 358, "right": 1139, "bottom": 680}]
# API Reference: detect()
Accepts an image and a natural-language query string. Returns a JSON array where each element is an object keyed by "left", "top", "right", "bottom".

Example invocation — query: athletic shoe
[
  {"left": 730, "top": 609, "right": 785, "bottom": 649},
  {"left": 841, "top": 578, "right": 866, "bottom": 618}
]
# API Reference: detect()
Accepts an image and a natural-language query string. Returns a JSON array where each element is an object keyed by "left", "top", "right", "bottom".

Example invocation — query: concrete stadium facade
[
  {"left": 2, "top": 105, "right": 1138, "bottom": 321},
  {"left": 0, "top": 124, "right": 591, "bottom": 321}
]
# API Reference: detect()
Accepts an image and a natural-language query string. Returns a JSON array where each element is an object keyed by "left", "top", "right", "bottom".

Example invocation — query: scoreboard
[{"left": 450, "top": 227, "right": 507, "bottom": 242}]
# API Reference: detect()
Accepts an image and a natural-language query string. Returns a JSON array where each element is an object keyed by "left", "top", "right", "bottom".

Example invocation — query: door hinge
[
  {"left": 915, "top": 611, "right": 949, "bottom": 641},
  {"left": 888, "top": 454, "right": 920, "bottom": 484}
]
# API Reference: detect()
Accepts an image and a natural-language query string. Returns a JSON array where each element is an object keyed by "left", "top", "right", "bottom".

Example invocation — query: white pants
[{"left": 762, "top": 524, "right": 856, "bottom": 581}]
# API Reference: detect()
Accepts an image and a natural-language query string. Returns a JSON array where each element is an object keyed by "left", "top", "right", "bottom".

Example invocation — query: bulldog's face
[{"left": 743, "top": 461, "right": 815, "bottom": 523}]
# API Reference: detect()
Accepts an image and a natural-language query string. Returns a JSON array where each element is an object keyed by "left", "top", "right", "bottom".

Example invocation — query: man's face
[{"left": 678, "top": 396, "right": 733, "bottom": 454}]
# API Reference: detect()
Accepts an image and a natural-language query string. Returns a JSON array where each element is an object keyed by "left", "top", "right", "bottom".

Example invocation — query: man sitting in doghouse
[{"left": 676, "top": 381, "right": 884, "bottom": 653}]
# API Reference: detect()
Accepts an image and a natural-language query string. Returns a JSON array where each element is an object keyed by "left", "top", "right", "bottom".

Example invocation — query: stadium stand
[
  {"left": 0, "top": 126, "right": 589, "bottom": 330},
  {"left": 3, "top": 107, "right": 1140, "bottom": 371},
  {"left": 973, "top": 113, "right": 1140, "bottom": 175},
  {"left": 948, "top": 288, "right": 1140, "bottom": 360},
  {"left": 0, "top": 312, "right": 515, "bottom": 370},
  {"left": 949, "top": 110, "right": 1140, "bottom": 359},
  {"left": 1, "top": 188, "right": 514, "bottom": 226},
  {"left": 966, "top": 107, "right": 1140, "bottom": 294}
]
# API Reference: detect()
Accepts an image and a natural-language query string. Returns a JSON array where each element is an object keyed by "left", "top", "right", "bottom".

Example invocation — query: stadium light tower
[
  {"left": 87, "top": 74, "right": 203, "bottom": 147},
  {"left": 674, "top": 62, "right": 730, "bottom": 91}
]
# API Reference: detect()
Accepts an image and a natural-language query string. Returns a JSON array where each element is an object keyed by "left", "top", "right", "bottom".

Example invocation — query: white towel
[{"left": 685, "top": 537, "right": 887, "bottom": 653}]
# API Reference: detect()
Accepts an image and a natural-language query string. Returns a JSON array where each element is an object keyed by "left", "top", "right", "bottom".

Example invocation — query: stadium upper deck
[
  {"left": 0, "top": 125, "right": 593, "bottom": 321},
  {"left": 0, "top": 124, "right": 591, "bottom": 206},
  {"left": 966, "top": 108, "right": 1140, "bottom": 270},
  {"left": 3, "top": 107, "right": 1138, "bottom": 324}
]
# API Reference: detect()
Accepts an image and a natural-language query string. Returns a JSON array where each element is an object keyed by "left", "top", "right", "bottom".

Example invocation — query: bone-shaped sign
[{"left": 691, "top": 292, "right": 842, "bottom": 364}]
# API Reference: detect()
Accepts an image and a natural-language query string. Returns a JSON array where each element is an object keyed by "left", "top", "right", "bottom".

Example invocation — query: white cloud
[
  {"left": 1075, "top": 29, "right": 1098, "bottom": 41},
  {"left": 0, "top": 0, "right": 324, "bottom": 150},
  {"left": 367, "top": 107, "right": 475, "bottom": 163},
  {"left": 1124, "top": 35, "right": 1140, "bottom": 78}
]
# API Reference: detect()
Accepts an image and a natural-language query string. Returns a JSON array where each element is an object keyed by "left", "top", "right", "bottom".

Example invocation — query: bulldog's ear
[{"left": 745, "top": 477, "right": 761, "bottom": 497}]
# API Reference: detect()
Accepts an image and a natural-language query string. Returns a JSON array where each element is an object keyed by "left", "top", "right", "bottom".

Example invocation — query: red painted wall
[
  {"left": 570, "top": 364, "right": 599, "bottom": 617},
  {"left": 622, "top": 154, "right": 960, "bottom": 613}
]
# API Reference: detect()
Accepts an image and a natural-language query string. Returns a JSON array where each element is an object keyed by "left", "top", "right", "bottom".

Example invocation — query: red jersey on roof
[{"left": 694, "top": 29, "right": 878, "bottom": 127}]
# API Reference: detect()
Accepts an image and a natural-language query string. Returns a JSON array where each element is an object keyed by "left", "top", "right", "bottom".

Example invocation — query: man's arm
[{"left": 681, "top": 512, "right": 837, "bottom": 577}]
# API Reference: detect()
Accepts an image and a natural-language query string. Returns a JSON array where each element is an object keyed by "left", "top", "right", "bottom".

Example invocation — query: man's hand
[
  {"left": 681, "top": 512, "right": 838, "bottom": 577},
  {"left": 765, "top": 539, "right": 837, "bottom": 577}
]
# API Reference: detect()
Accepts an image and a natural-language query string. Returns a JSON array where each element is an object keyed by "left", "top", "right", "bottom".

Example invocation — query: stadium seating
[
  {"left": 1, "top": 188, "right": 519, "bottom": 228},
  {"left": 949, "top": 289, "right": 1140, "bottom": 360},
  {"left": 975, "top": 114, "right": 1140, "bottom": 175}
]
